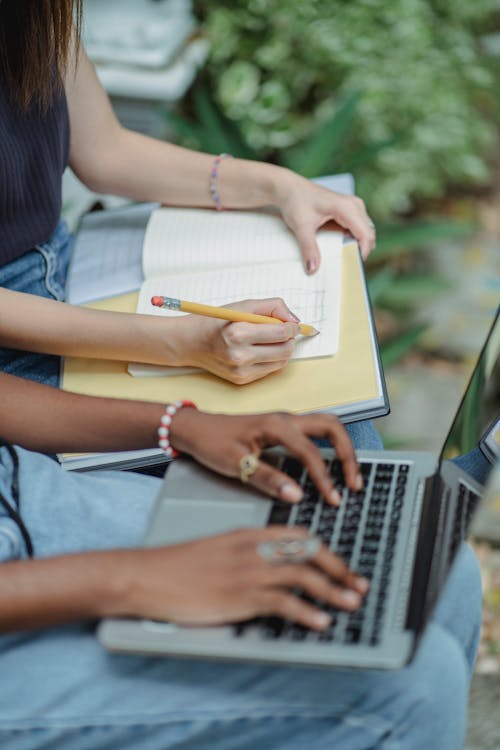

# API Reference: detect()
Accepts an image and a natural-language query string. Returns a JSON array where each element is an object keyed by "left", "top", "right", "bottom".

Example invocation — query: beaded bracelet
[
  {"left": 209, "top": 153, "right": 232, "bottom": 211},
  {"left": 157, "top": 400, "right": 197, "bottom": 458}
]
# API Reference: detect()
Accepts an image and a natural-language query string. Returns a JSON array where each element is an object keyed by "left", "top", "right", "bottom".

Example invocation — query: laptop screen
[
  {"left": 411, "top": 308, "right": 500, "bottom": 635},
  {"left": 439, "top": 307, "right": 500, "bottom": 482}
]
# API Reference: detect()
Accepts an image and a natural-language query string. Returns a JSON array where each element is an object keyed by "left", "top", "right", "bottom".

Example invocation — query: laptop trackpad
[{"left": 146, "top": 497, "right": 270, "bottom": 547}]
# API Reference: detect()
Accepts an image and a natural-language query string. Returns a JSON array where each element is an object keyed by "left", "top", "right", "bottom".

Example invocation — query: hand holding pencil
[{"left": 151, "top": 296, "right": 319, "bottom": 338}]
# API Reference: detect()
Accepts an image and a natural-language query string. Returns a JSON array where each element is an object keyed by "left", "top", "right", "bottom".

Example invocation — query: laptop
[{"left": 98, "top": 308, "right": 500, "bottom": 669}]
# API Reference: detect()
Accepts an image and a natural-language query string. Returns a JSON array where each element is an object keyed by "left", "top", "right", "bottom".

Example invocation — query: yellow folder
[{"left": 62, "top": 243, "right": 388, "bottom": 420}]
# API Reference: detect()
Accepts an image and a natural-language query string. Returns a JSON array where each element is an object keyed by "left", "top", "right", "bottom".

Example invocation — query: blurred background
[{"left": 64, "top": 2, "right": 500, "bottom": 746}]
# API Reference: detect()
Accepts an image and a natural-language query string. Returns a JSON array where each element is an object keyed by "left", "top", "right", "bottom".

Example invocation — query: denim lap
[
  {"left": 0, "top": 221, "right": 73, "bottom": 386},
  {"left": 0, "top": 446, "right": 482, "bottom": 750}
]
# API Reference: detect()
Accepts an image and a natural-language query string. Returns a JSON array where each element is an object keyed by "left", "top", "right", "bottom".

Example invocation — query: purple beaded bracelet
[{"left": 209, "top": 153, "right": 232, "bottom": 211}]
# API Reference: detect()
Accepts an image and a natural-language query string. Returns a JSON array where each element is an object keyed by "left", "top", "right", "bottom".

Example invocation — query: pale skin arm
[
  {"left": 0, "top": 42, "right": 374, "bottom": 383},
  {"left": 65, "top": 43, "right": 375, "bottom": 272},
  {"left": 0, "top": 288, "right": 300, "bottom": 384}
]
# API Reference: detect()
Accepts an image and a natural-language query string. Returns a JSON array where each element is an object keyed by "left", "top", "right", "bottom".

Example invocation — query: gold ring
[{"left": 239, "top": 453, "right": 259, "bottom": 483}]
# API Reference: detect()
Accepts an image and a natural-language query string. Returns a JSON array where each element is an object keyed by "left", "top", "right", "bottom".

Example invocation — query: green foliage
[
  {"left": 193, "top": 0, "right": 499, "bottom": 219},
  {"left": 380, "top": 323, "right": 428, "bottom": 369}
]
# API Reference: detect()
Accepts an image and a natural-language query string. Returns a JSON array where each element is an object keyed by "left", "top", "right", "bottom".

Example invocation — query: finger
[
  {"left": 245, "top": 527, "right": 368, "bottom": 596},
  {"left": 225, "top": 321, "right": 298, "bottom": 347},
  {"left": 349, "top": 217, "right": 376, "bottom": 260},
  {"left": 269, "top": 564, "right": 363, "bottom": 611},
  {"left": 253, "top": 415, "right": 341, "bottom": 505},
  {"left": 248, "top": 458, "right": 304, "bottom": 503},
  {"left": 358, "top": 228, "right": 376, "bottom": 260},
  {"left": 256, "top": 589, "right": 331, "bottom": 631},
  {"left": 248, "top": 297, "right": 301, "bottom": 324},
  {"left": 295, "top": 414, "right": 362, "bottom": 493},
  {"left": 241, "top": 525, "right": 310, "bottom": 544},
  {"left": 292, "top": 224, "right": 321, "bottom": 275},
  {"left": 313, "top": 545, "right": 370, "bottom": 596}
]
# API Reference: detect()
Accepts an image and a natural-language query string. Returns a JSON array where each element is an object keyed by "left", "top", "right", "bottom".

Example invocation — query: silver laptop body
[{"left": 99, "top": 309, "right": 499, "bottom": 670}]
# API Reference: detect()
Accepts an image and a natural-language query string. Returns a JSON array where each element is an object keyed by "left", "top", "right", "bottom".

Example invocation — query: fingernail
[
  {"left": 341, "top": 590, "right": 361, "bottom": 607},
  {"left": 355, "top": 474, "right": 363, "bottom": 490},
  {"left": 356, "top": 577, "right": 370, "bottom": 593},
  {"left": 313, "top": 611, "right": 331, "bottom": 628},
  {"left": 306, "top": 258, "right": 317, "bottom": 274},
  {"left": 330, "top": 488, "right": 342, "bottom": 505},
  {"left": 280, "top": 482, "right": 303, "bottom": 503},
  {"left": 289, "top": 310, "right": 300, "bottom": 322}
]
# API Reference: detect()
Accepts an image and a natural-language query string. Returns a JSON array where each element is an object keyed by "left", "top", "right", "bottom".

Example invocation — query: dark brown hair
[{"left": 0, "top": 0, "right": 83, "bottom": 111}]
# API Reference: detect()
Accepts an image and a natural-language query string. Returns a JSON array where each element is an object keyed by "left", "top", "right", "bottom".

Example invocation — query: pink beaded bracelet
[
  {"left": 157, "top": 400, "right": 197, "bottom": 458},
  {"left": 209, "top": 153, "right": 232, "bottom": 211}
]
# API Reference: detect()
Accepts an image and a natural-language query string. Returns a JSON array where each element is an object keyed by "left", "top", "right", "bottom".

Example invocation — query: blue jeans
[
  {"left": 0, "top": 445, "right": 482, "bottom": 750},
  {"left": 0, "top": 221, "right": 73, "bottom": 386}
]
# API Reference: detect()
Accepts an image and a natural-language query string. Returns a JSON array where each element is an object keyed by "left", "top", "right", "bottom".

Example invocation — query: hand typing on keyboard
[
  {"left": 119, "top": 526, "right": 368, "bottom": 631},
  {"left": 170, "top": 410, "right": 364, "bottom": 505}
]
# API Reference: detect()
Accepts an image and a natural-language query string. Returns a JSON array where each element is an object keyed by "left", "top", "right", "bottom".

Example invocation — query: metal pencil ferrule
[{"left": 161, "top": 296, "right": 181, "bottom": 310}]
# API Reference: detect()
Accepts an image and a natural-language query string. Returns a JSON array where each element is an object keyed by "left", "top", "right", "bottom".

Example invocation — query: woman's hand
[
  {"left": 170, "top": 410, "right": 363, "bottom": 505},
  {"left": 115, "top": 526, "right": 368, "bottom": 629},
  {"left": 274, "top": 170, "right": 376, "bottom": 273},
  {"left": 171, "top": 297, "right": 300, "bottom": 385}
]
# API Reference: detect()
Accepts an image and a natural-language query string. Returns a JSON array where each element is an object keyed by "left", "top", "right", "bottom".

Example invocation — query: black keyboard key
[
  {"left": 261, "top": 617, "right": 285, "bottom": 639},
  {"left": 268, "top": 501, "right": 291, "bottom": 526},
  {"left": 283, "top": 457, "right": 304, "bottom": 481}
]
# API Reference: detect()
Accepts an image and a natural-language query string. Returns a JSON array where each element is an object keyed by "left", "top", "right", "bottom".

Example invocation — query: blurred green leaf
[
  {"left": 371, "top": 221, "right": 476, "bottom": 261},
  {"left": 162, "top": 111, "right": 207, "bottom": 144},
  {"left": 282, "top": 90, "right": 362, "bottom": 177},
  {"left": 380, "top": 323, "right": 427, "bottom": 368},
  {"left": 164, "top": 81, "right": 258, "bottom": 159},
  {"left": 344, "top": 132, "right": 407, "bottom": 172},
  {"left": 366, "top": 268, "right": 397, "bottom": 304},
  {"left": 378, "top": 275, "right": 453, "bottom": 310}
]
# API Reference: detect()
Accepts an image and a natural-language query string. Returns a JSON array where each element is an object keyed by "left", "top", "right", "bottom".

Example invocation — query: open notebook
[{"left": 128, "top": 207, "right": 343, "bottom": 376}]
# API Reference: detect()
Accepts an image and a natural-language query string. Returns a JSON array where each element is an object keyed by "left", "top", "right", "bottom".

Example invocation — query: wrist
[
  {"left": 158, "top": 400, "right": 198, "bottom": 457},
  {"left": 268, "top": 166, "right": 305, "bottom": 209},
  {"left": 131, "top": 313, "right": 196, "bottom": 367},
  {"left": 168, "top": 403, "right": 203, "bottom": 455},
  {"left": 96, "top": 548, "right": 149, "bottom": 619}
]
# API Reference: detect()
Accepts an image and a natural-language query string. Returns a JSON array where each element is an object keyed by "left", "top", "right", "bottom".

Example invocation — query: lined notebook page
[
  {"left": 130, "top": 253, "right": 341, "bottom": 376},
  {"left": 142, "top": 207, "right": 343, "bottom": 278}
]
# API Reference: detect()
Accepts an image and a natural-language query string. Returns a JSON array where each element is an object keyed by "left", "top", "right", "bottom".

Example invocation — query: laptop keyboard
[{"left": 234, "top": 457, "right": 411, "bottom": 647}]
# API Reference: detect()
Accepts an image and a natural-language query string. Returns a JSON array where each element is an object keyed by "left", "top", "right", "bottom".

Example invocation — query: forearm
[
  {"left": 0, "top": 288, "right": 191, "bottom": 365},
  {"left": 0, "top": 372, "right": 165, "bottom": 453},
  {"left": 67, "top": 45, "right": 295, "bottom": 209},
  {"left": 0, "top": 550, "right": 129, "bottom": 633},
  {"left": 82, "top": 129, "right": 295, "bottom": 210}
]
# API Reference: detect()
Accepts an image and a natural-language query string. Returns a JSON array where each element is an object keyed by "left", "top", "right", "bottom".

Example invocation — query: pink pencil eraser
[{"left": 151, "top": 296, "right": 163, "bottom": 307}]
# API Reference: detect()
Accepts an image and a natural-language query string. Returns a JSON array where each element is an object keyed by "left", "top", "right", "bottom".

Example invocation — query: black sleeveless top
[{"left": 0, "top": 76, "right": 70, "bottom": 265}]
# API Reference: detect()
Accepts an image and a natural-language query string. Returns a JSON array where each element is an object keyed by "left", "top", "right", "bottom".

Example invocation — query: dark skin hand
[{"left": 170, "top": 409, "right": 363, "bottom": 505}]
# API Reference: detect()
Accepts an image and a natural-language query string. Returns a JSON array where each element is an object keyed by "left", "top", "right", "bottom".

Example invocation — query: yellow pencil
[{"left": 150, "top": 296, "right": 319, "bottom": 337}]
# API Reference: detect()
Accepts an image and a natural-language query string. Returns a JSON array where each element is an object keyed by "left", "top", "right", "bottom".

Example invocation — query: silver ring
[{"left": 256, "top": 536, "right": 321, "bottom": 565}]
